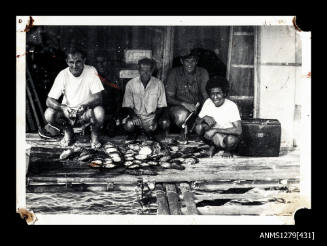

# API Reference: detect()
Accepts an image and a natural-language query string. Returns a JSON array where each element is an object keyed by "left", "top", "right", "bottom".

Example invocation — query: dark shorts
[{"left": 167, "top": 105, "right": 200, "bottom": 128}]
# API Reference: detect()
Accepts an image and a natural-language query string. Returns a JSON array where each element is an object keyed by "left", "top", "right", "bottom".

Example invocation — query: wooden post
[
  {"left": 179, "top": 183, "right": 199, "bottom": 215},
  {"left": 164, "top": 183, "right": 182, "bottom": 215},
  {"left": 26, "top": 82, "right": 41, "bottom": 130},
  {"left": 26, "top": 98, "right": 36, "bottom": 132},
  {"left": 226, "top": 26, "right": 234, "bottom": 81},
  {"left": 87, "top": 27, "right": 97, "bottom": 65},
  {"left": 155, "top": 183, "right": 170, "bottom": 215},
  {"left": 161, "top": 26, "right": 174, "bottom": 84},
  {"left": 26, "top": 67, "right": 46, "bottom": 124},
  {"left": 253, "top": 26, "right": 261, "bottom": 118}
]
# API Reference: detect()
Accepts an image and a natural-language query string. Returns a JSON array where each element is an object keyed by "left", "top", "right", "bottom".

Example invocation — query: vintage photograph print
[{"left": 16, "top": 16, "right": 311, "bottom": 225}]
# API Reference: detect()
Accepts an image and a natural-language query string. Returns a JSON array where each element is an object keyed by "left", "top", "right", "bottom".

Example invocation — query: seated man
[
  {"left": 122, "top": 58, "right": 170, "bottom": 140},
  {"left": 43, "top": 47, "right": 105, "bottom": 148},
  {"left": 164, "top": 50, "right": 209, "bottom": 138},
  {"left": 194, "top": 76, "right": 242, "bottom": 158}
]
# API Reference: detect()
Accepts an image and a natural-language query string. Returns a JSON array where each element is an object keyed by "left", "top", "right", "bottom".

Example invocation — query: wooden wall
[{"left": 256, "top": 26, "right": 302, "bottom": 148}]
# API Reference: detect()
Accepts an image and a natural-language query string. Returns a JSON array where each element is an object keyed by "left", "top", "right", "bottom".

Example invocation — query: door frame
[{"left": 254, "top": 26, "right": 261, "bottom": 118}]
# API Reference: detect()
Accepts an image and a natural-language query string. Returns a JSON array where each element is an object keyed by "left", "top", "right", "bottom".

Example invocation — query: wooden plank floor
[{"left": 25, "top": 133, "right": 302, "bottom": 216}]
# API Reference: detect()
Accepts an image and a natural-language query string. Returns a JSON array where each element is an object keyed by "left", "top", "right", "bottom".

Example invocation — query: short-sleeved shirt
[
  {"left": 165, "top": 66, "right": 209, "bottom": 105},
  {"left": 198, "top": 98, "right": 241, "bottom": 129},
  {"left": 48, "top": 65, "right": 104, "bottom": 108},
  {"left": 122, "top": 76, "right": 167, "bottom": 118}
]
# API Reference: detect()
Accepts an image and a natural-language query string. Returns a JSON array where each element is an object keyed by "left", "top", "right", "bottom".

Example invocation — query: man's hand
[
  {"left": 61, "top": 105, "right": 73, "bottom": 119},
  {"left": 131, "top": 116, "right": 142, "bottom": 126},
  {"left": 77, "top": 105, "right": 88, "bottom": 116},
  {"left": 181, "top": 102, "right": 197, "bottom": 112},
  {"left": 203, "top": 116, "right": 216, "bottom": 127}
]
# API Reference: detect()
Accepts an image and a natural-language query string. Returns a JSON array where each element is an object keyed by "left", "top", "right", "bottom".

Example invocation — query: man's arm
[
  {"left": 196, "top": 115, "right": 216, "bottom": 127},
  {"left": 46, "top": 96, "right": 72, "bottom": 120},
  {"left": 166, "top": 90, "right": 197, "bottom": 112},
  {"left": 46, "top": 97, "right": 64, "bottom": 111},
  {"left": 166, "top": 90, "right": 181, "bottom": 106},
  {"left": 200, "top": 69, "right": 209, "bottom": 101},
  {"left": 208, "top": 120, "right": 242, "bottom": 136},
  {"left": 122, "top": 107, "right": 142, "bottom": 126},
  {"left": 80, "top": 91, "right": 103, "bottom": 109}
]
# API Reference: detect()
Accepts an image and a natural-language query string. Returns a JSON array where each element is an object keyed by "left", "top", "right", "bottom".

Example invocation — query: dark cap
[{"left": 179, "top": 48, "right": 199, "bottom": 60}]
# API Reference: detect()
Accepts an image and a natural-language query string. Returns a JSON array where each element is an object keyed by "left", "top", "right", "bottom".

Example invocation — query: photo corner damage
[
  {"left": 17, "top": 208, "right": 37, "bottom": 225},
  {"left": 292, "top": 16, "right": 302, "bottom": 33},
  {"left": 23, "top": 16, "right": 34, "bottom": 33}
]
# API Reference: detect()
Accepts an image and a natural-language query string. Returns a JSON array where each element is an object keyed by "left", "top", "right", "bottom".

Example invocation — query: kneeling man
[
  {"left": 43, "top": 47, "right": 105, "bottom": 148},
  {"left": 122, "top": 58, "right": 170, "bottom": 140},
  {"left": 195, "top": 76, "right": 242, "bottom": 157}
]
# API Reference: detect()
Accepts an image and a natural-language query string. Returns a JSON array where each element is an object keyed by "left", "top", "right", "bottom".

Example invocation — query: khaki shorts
[{"left": 138, "top": 114, "right": 157, "bottom": 132}]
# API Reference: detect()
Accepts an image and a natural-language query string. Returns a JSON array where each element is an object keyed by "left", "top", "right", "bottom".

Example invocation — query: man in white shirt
[
  {"left": 43, "top": 47, "right": 105, "bottom": 148},
  {"left": 195, "top": 76, "right": 242, "bottom": 157},
  {"left": 122, "top": 58, "right": 170, "bottom": 140}
]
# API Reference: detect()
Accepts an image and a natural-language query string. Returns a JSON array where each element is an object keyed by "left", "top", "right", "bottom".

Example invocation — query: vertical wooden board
[
  {"left": 164, "top": 183, "right": 182, "bottom": 215},
  {"left": 179, "top": 183, "right": 199, "bottom": 215},
  {"left": 150, "top": 27, "right": 165, "bottom": 79},
  {"left": 216, "top": 26, "right": 231, "bottom": 66},
  {"left": 161, "top": 26, "right": 174, "bottom": 83},
  {"left": 26, "top": 83, "right": 41, "bottom": 129},
  {"left": 26, "top": 98, "right": 36, "bottom": 132},
  {"left": 155, "top": 184, "right": 170, "bottom": 215},
  {"left": 253, "top": 26, "right": 260, "bottom": 118},
  {"left": 87, "top": 27, "right": 97, "bottom": 64},
  {"left": 229, "top": 67, "right": 254, "bottom": 97},
  {"left": 230, "top": 35, "right": 254, "bottom": 65}
]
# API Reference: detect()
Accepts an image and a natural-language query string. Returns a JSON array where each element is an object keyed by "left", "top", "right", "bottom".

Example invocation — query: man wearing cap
[
  {"left": 164, "top": 49, "right": 209, "bottom": 138},
  {"left": 122, "top": 58, "right": 170, "bottom": 140}
]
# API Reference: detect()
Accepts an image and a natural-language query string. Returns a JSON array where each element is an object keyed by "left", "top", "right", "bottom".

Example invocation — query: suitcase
[{"left": 236, "top": 119, "right": 281, "bottom": 157}]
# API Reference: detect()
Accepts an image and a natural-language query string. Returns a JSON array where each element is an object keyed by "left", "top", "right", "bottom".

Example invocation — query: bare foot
[
  {"left": 60, "top": 128, "right": 75, "bottom": 147},
  {"left": 206, "top": 146, "right": 217, "bottom": 158},
  {"left": 90, "top": 128, "right": 102, "bottom": 149}
]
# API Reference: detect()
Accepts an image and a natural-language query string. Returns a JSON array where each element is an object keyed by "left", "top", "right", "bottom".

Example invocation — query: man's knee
[
  {"left": 123, "top": 120, "right": 136, "bottom": 133},
  {"left": 44, "top": 108, "right": 58, "bottom": 124},
  {"left": 209, "top": 133, "right": 220, "bottom": 147},
  {"left": 195, "top": 123, "right": 205, "bottom": 136},
  {"left": 224, "top": 135, "right": 239, "bottom": 150},
  {"left": 92, "top": 106, "right": 105, "bottom": 125},
  {"left": 171, "top": 108, "right": 188, "bottom": 127}
]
